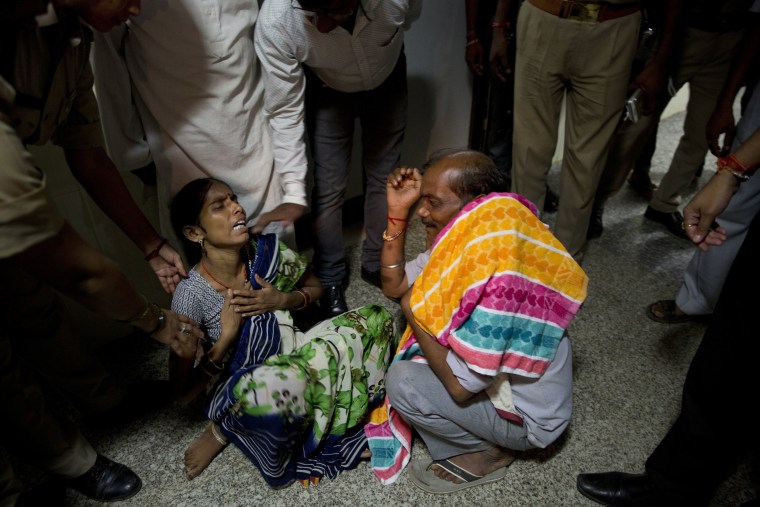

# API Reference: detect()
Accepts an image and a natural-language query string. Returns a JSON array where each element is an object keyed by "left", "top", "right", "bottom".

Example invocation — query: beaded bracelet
[
  {"left": 718, "top": 165, "right": 749, "bottom": 181},
  {"left": 717, "top": 153, "right": 755, "bottom": 181}
]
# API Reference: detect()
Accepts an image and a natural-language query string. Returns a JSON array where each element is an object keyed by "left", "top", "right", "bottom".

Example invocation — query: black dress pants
[{"left": 646, "top": 209, "right": 760, "bottom": 504}]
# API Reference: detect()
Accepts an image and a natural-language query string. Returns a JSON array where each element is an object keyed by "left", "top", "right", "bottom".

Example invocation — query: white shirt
[
  {"left": 93, "top": 0, "right": 293, "bottom": 244},
  {"left": 254, "top": 0, "right": 422, "bottom": 201}
]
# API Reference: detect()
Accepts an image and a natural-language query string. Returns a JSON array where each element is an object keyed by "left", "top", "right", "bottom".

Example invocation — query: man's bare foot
[
  {"left": 430, "top": 447, "right": 515, "bottom": 484},
  {"left": 184, "top": 422, "right": 228, "bottom": 480}
]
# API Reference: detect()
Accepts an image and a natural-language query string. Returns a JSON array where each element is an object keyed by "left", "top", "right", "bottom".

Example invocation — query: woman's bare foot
[
  {"left": 184, "top": 422, "right": 228, "bottom": 480},
  {"left": 360, "top": 449, "right": 372, "bottom": 459},
  {"left": 430, "top": 447, "right": 516, "bottom": 484}
]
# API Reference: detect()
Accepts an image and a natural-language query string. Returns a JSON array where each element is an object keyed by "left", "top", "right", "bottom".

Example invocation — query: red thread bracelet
[{"left": 144, "top": 238, "right": 167, "bottom": 261}]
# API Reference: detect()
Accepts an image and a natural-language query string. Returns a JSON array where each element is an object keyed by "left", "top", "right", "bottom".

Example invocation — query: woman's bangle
[
  {"left": 491, "top": 21, "right": 510, "bottom": 28},
  {"left": 380, "top": 263, "right": 404, "bottom": 269},
  {"left": 144, "top": 238, "right": 167, "bottom": 261},
  {"left": 466, "top": 38, "right": 480, "bottom": 47},
  {"left": 382, "top": 228, "right": 406, "bottom": 242},
  {"left": 200, "top": 355, "right": 224, "bottom": 376},
  {"left": 146, "top": 304, "right": 165, "bottom": 334},
  {"left": 293, "top": 287, "right": 310, "bottom": 310}
]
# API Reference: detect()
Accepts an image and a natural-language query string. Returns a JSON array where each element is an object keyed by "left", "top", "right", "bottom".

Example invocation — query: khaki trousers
[
  {"left": 596, "top": 27, "right": 745, "bottom": 212},
  {"left": 0, "top": 266, "right": 121, "bottom": 483},
  {"left": 512, "top": 1, "right": 640, "bottom": 259}
]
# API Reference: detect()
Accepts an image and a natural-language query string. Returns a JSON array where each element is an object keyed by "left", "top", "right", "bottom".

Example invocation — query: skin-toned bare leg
[
  {"left": 430, "top": 447, "right": 516, "bottom": 484},
  {"left": 183, "top": 421, "right": 228, "bottom": 480}
]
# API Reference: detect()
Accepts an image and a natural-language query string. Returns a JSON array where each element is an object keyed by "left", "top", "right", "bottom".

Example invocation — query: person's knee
[
  {"left": 385, "top": 361, "right": 420, "bottom": 414},
  {"left": 385, "top": 361, "right": 410, "bottom": 406}
]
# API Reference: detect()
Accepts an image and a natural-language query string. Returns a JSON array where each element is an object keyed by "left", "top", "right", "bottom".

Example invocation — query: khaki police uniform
[
  {"left": 511, "top": 0, "right": 641, "bottom": 260},
  {"left": 0, "top": 13, "right": 125, "bottom": 491},
  {"left": 597, "top": 0, "right": 751, "bottom": 214}
]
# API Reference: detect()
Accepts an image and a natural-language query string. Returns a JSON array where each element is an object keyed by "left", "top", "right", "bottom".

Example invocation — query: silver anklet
[{"left": 210, "top": 423, "right": 228, "bottom": 446}]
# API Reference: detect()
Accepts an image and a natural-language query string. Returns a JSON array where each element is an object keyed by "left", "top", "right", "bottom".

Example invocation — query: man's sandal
[
  {"left": 409, "top": 458, "right": 512, "bottom": 494},
  {"left": 645, "top": 300, "right": 695, "bottom": 324}
]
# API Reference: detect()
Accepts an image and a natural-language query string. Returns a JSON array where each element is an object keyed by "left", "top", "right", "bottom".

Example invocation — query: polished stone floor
[{"left": 12, "top": 108, "right": 758, "bottom": 506}]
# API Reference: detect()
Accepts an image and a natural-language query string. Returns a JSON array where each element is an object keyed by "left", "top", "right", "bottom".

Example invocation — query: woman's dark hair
[
  {"left": 169, "top": 178, "right": 221, "bottom": 265},
  {"left": 422, "top": 149, "right": 508, "bottom": 202}
]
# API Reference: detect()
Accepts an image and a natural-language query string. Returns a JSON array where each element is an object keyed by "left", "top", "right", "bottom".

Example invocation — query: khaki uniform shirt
[
  {"left": 5, "top": 14, "right": 103, "bottom": 149},
  {"left": 0, "top": 77, "right": 64, "bottom": 259}
]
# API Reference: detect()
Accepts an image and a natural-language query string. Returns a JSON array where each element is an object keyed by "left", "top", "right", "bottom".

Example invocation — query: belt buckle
[{"left": 565, "top": 1, "right": 601, "bottom": 22}]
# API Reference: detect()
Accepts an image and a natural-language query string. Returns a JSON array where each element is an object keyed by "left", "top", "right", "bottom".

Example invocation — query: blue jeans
[{"left": 305, "top": 52, "right": 408, "bottom": 284}]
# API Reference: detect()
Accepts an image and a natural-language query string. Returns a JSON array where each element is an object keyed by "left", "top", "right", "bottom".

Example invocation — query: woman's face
[{"left": 197, "top": 182, "right": 249, "bottom": 249}]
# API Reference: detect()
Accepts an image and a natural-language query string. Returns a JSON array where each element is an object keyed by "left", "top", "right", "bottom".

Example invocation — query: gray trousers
[
  {"left": 305, "top": 53, "right": 407, "bottom": 284},
  {"left": 386, "top": 361, "right": 532, "bottom": 460},
  {"left": 676, "top": 82, "right": 760, "bottom": 315}
]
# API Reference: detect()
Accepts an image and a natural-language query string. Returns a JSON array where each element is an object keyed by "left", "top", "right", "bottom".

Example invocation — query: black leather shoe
[
  {"left": 360, "top": 267, "right": 382, "bottom": 289},
  {"left": 587, "top": 206, "right": 604, "bottom": 239},
  {"left": 644, "top": 206, "right": 688, "bottom": 239},
  {"left": 544, "top": 186, "right": 559, "bottom": 213},
  {"left": 320, "top": 284, "right": 348, "bottom": 318},
  {"left": 66, "top": 454, "right": 142, "bottom": 502},
  {"left": 577, "top": 472, "right": 665, "bottom": 507}
]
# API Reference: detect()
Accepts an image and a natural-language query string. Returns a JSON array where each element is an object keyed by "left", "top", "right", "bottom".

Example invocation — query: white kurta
[{"left": 92, "top": 0, "right": 300, "bottom": 246}]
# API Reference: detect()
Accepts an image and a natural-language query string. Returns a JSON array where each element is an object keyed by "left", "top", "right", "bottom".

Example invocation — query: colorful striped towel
[{"left": 364, "top": 192, "right": 588, "bottom": 484}]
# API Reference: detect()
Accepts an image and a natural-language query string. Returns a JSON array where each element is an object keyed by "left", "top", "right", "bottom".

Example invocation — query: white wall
[
  {"left": 402, "top": 1, "right": 472, "bottom": 165},
  {"left": 343, "top": 0, "right": 472, "bottom": 198}
]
